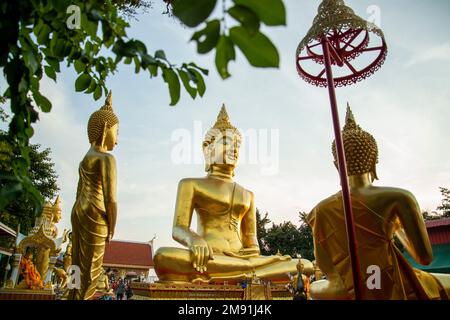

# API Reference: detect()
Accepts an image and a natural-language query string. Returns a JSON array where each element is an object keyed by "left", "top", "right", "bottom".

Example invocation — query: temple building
[
  {"left": 103, "top": 240, "right": 154, "bottom": 281},
  {"left": 404, "top": 217, "right": 450, "bottom": 274},
  {"left": 0, "top": 222, "right": 17, "bottom": 287}
]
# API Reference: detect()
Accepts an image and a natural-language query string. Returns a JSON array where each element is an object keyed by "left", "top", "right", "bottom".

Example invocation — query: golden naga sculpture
[
  {"left": 69, "top": 91, "right": 118, "bottom": 300},
  {"left": 155, "top": 105, "right": 312, "bottom": 283},
  {"left": 307, "top": 105, "right": 450, "bottom": 300}
]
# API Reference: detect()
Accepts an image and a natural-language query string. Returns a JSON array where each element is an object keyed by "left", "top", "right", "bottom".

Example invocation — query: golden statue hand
[
  {"left": 223, "top": 247, "right": 260, "bottom": 259},
  {"left": 189, "top": 238, "right": 214, "bottom": 273}
]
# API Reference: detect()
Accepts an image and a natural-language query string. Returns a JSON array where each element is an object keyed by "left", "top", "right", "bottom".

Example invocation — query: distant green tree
[
  {"left": 297, "top": 212, "right": 314, "bottom": 261},
  {"left": 0, "top": 129, "right": 59, "bottom": 234},
  {"left": 437, "top": 187, "right": 450, "bottom": 218},
  {"left": 255, "top": 210, "right": 314, "bottom": 260},
  {"left": 255, "top": 208, "right": 271, "bottom": 255},
  {"left": 422, "top": 187, "right": 450, "bottom": 221}
]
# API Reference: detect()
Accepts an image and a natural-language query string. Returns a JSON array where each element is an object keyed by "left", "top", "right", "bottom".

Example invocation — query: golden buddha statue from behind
[
  {"left": 69, "top": 91, "right": 119, "bottom": 300},
  {"left": 307, "top": 105, "right": 450, "bottom": 300},
  {"left": 155, "top": 105, "right": 312, "bottom": 283}
]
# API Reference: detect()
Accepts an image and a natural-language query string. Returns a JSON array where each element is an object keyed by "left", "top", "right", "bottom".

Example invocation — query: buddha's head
[
  {"left": 87, "top": 91, "right": 119, "bottom": 151},
  {"left": 52, "top": 196, "right": 61, "bottom": 224},
  {"left": 203, "top": 104, "right": 242, "bottom": 173},
  {"left": 42, "top": 201, "right": 54, "bottom": 219},
  {"left": 332, "top": 104, "right": 379, "bottom": 181}
]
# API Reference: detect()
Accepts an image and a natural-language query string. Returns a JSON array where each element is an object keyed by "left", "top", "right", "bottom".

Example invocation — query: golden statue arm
[
  {"left": 240, "top": 192, "right": 260, "bottom": 253},
  {"left": 395, "top": 192, "right": 433, "bottom": 265},
  {"left": 311, "top": 225, "right": 349, "bottom": 299},
  {"left": 172, "top": 179, "right": 213, "bottom": 273},
  {"left": 102, "top": 154, "right": 117, "bottom": 240}
]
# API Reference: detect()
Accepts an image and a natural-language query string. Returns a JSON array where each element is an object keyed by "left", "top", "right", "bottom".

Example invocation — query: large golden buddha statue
[
  {"left": 155, "top": 105, "right": 312, "bottom": 283},
  {"left": 307, "top": 105, "right": 450, "bottom": 300},
  {"left": 69, "top": 91, "right": 118, "bottom": 300}
]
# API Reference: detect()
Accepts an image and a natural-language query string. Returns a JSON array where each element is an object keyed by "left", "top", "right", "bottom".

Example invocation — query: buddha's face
[
  {"left": 203, "top": 130, "right": 241, "bottom": 170},
  {"left": 104, "top": 124, "right": 118, "bottom": 151},
  {"left": 53, "top": 206, "right": 61, "bottom": 223}
]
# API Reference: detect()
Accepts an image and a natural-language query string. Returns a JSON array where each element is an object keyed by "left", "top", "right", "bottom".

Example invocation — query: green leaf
[
  {"left": 215, "top": 36, "right": 236, "bottom": 79},
  {"left": 93, "top": 85, "right": 102, "bottom": 100},
  {"left": 23, "top": 50, "right": 39, "bottom": 74},
  {"left": 228, "top": 5, "right": 260, "bottom": 36},
  {"left": 187, "top": 62, "right": 209, "bottom": 75},
  {"left": 233, "top": 0, "right": 286, "bottom": 26},
  {"left": 188, "top": 68, "right": 206, "bottom": 97},
  {"left": 148, "top": 64, "right": 158, "bottom": 77},
  {"left": 85, "top": 79, "right": 97, "bottom": 94},
  {"left": 162, "top": 68, "right": 180, "bottom": 106},
  {"left": 44, "top": 66, "right": 56, "bottom": 81},
  {"left": 18, "top": 78, "right": 28, "bottom": 93},
  {"left": 45, "top": 57, "right": 60, "bottom": 72},
  {"left": 172, "top": 0, "right": 217, "bottom": 28},
  {"left": 229, "top": 26, "right": 279, "bottom": 68},
  {"left": 134, "top": 56, "right": 141, "bottom": 73},
  {"left": 177, "top": 70, "right": 197, "bottom": 99},
  {"left": 155, "top": 50, "right": 166, "bottom": 60},
  {"left": 74, "top": 60, "right": 85, "bottom": 73},
  {"left": 33, "top": 92, "right": 52, "bottom": 112},
  {"left": 141, "top": 53, "right": 156, "bottom": 69},
  {"left": 75, "top": 73, "right": 92, "bottom": 92},
  {"left": 37, "top": 24, "right": 51, "bottom": 45},
  {"left": 191, "top": 19, "right": 220, "bottom": 54}
]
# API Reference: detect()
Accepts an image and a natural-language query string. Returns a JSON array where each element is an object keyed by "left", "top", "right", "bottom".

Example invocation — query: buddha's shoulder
[
  {"left": 370, "top": 186, "right": 417, "bottom": 202},
  {"left": 314, "top": 192, "right": 342, "bottom": 210},
  {"left": 81, "top": 151, "right": 116, "bottom": 165}
]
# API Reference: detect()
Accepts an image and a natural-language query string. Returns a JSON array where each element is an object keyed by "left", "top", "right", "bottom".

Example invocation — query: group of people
[{"left": 110, "top": 278, "right": 134, "bottom": 300}]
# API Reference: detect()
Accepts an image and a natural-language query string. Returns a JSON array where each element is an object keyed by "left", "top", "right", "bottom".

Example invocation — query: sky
[{"left": 3, "top": 0, "right": 450, "bottom": 251}]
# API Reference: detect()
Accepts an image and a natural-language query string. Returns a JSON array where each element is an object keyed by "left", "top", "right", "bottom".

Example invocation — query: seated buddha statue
[
  {"left": 307, "top": 105, "right": 450, "bottom": 300},
  {"left": 17, "top": 251, "right": 44, "bottom": 290},
  {"left": 69, "top": 91, "right": 118, "bottom": 300},
  {"left": 155, "top": 105, "right": 312, "bottom": 283}
]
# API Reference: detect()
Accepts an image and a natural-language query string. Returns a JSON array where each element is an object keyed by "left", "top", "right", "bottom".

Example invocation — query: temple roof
[
  {"left": 103, "top": 240, "right": 153, "bottom": 268},
  {"left": 425, "top": 217, "right": 450, "bottom": 228},
  {"left": 0, "top": 221, "right": 16, "bottom": 238}
]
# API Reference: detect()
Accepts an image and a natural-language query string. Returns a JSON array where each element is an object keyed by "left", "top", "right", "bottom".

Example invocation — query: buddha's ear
[
  {"left": 371, "top": 166, "right": 379, "bottom": 181},
  {"left": 100, "top": 122, "right": 108, "bottom": 148}
]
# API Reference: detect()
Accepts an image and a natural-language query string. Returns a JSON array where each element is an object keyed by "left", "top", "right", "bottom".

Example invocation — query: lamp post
[{"left": 296, "top": 0, "right": 387, "bottom": 300}]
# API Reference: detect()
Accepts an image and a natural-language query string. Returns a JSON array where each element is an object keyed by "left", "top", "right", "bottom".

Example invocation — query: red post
[{"left": 321, "top": 37, "right": 364, "bottom": 300}]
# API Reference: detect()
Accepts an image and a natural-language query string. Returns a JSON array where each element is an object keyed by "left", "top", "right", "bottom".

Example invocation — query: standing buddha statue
[
  {"left": 154, "top": 104, "right": 312, "bottom": 283},
  {"left": 69, "top": 91, "right": 119, "bottom": 300},
  {"left": 307, "top": 105, "right": 450, "bottom": 300}
]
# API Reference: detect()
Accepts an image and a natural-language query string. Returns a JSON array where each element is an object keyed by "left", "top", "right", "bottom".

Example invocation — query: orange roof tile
[{"left": 103, "top": 240, "right": 153, "bottom": 268}]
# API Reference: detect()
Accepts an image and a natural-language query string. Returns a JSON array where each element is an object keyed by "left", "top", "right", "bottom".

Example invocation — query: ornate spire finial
[
  {"left": 101, "top": 90, "right": 113, "bottom": 112},
  {"left": 53, "top": 195, "right": 61, "bottom": 207},
  {"left": 212, "top": 103, "right": 237, "bottom": 132},
  {"left": 343, "top": 102, "right": 359, "bottom": 131}
]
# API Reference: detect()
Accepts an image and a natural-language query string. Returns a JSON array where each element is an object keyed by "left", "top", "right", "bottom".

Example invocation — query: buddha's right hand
[{"left": 189, "top": 238, "right": 214, "bottom": 273}]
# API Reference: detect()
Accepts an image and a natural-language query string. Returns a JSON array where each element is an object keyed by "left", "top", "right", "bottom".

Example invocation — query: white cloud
[{"left": 405, "top": 42, "right": 450, "bottom": 68}]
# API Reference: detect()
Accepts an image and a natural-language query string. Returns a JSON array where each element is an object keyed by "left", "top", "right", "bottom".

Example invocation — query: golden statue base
[
  {"left": 0, "top": 288, "right": 56, "bottom": 300},
  {"left": 130, "top": 282, "right": 293, "bottom": 300}
]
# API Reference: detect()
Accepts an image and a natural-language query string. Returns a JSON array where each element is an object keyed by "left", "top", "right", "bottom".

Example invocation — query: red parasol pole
[{"left": 321, "top": 37, "right": 363, "bottom": 300}]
